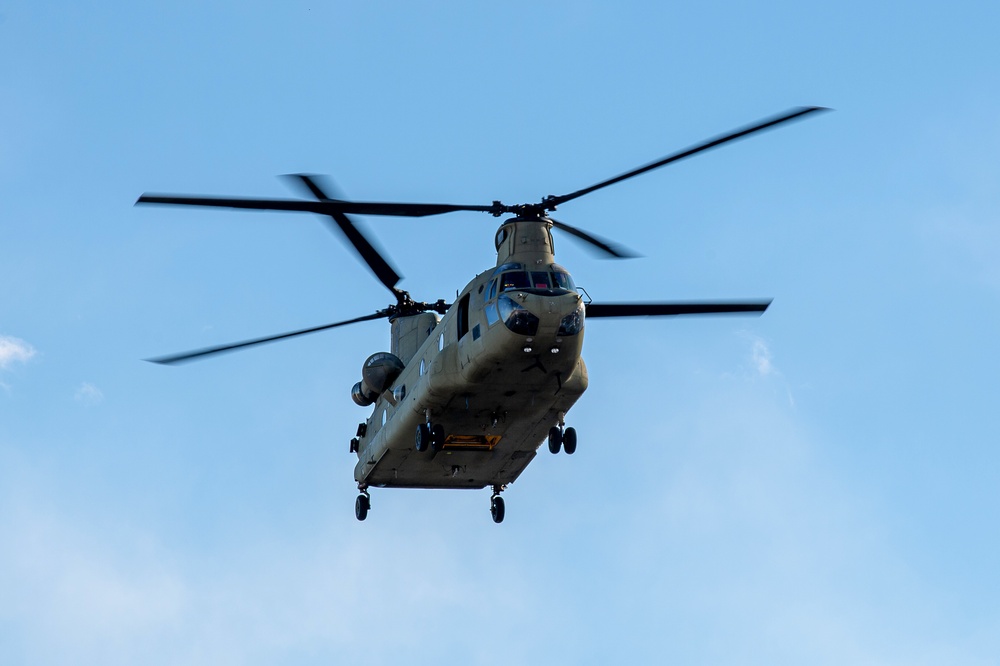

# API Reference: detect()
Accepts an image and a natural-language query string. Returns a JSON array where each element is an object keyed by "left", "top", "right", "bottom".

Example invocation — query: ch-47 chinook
[{"left": 138, "top": 106, "right": 827, "bottom": 523}]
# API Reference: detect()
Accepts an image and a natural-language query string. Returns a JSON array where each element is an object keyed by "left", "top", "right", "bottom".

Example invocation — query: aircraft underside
[{"left": 357, "top": 356, "right": 588, "bottom": 490}]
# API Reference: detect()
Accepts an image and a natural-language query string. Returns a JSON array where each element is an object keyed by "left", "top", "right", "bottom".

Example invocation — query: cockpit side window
[
  {"left": 456, "top": 293, "right": 470, "bottom": 339},
  {"left": 552, "top": 271, "right": 576, "bottom": 291}
]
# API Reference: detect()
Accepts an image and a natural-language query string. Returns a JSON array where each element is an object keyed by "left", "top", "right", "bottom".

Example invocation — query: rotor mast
[{"left": 494, "top": 216, "right": 557, "bottom": 266}]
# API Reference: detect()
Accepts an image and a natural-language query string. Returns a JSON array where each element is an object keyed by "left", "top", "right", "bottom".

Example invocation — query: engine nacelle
[
  {"left": 351, "top": 352, "right": 405, "bottom": 406},
  {"left": 351, "top": 381, "right": 377, "bottom": 407}
]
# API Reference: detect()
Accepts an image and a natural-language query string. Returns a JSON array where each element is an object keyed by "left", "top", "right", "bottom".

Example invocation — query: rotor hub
[{"left": 386, "top": 291, "right": 449, "bottom": 320}]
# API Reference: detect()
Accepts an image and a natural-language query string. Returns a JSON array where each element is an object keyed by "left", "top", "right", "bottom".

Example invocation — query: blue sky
[{"left": 2, "top": 1, "right": 999, "bottom": 664}]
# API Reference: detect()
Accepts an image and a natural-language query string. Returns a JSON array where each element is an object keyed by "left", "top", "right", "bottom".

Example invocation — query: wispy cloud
[
  {"left": 74, "top": 383, "right": 104, "bottom": 405},
  {"left": 636, "top": 386, "right": 986, "bottom": 666},
  {"left": 0, "top": 484, "right": 519, "bottom": 665},
  {"left": 740, "top": 332, "right": 795, "bottom": 407},
  {"left": 738, "top": 331, "right": 778, "bottom": 378},
  {"left": 751, "top": 336, "right": 775, "bottom": 376},
  {"left": 0, "top": 335, "right": 35, "bottom": 370}
]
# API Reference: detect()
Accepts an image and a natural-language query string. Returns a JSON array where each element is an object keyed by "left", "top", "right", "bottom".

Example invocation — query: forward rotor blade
[
  {"left": 585, "top": 300, "right": 772, "bottom": 317},
  {"left": 136, "top": 194, "right": 495, "bottom": 218},
  {"left": 547, "top": 106, "right": 829, "bottom": 209},
  {"left": 137, "top": 194, "right": 329, "bottom": 213},
  {"left": 283, "top": 174, "right": 403, "bottom": 295},
  {"left": 329, "top": 201, "right": 497, "bottom": 217},
  {"left": 146, "top": 311, "right": 389, "bottom": 365}
]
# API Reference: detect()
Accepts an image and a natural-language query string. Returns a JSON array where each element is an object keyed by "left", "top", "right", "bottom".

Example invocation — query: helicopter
[{"left": 137, "top": 106, "right": 828, "bottom": 523}]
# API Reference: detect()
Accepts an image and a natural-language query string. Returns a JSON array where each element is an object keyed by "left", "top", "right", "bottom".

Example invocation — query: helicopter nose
[{"left": 517, "top": 292, "right": 584, "bottom": 334}]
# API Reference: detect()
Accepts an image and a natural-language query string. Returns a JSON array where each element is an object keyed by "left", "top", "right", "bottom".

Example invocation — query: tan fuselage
[{"left": 353, "top": 218, "right": 589, "bottom": 489}]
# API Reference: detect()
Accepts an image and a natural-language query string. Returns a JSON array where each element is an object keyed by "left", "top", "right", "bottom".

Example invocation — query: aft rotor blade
[
  {"left": 287, "top": 173, "right": 333, "bottom": 201},
  {"left": 547, "top": 107, "right": 829, "bottom": 209},
  {"left": 146, "top": 311, "right": 389, "bottom": 365},
  {"left": 136, "top": 194, "right": 495, "bottom": 218},
  {"left": 585, "top": 301, "right": 772, "bottom": 317},
  {"left": 549, "top": 218, "right": 638, "bottom": 259},
  {"left": 284, "top": 174, "right": 403, "bottom": 295}
]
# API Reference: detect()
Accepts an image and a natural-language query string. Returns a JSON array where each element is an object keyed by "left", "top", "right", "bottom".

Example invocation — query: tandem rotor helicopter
[{"left": 138, "top": 106, "right": 827, "bottom": 523}]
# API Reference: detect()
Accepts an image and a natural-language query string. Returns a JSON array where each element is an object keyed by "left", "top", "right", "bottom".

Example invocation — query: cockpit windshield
[
  {"left": 498, "top": 270, "right": 576, "bottom": 295},
  {"left": 500, "top": 271, "right": 531, "bottom": 291},
  {"left": 530, "top": 272, "right": 551, "bottom": 289}
]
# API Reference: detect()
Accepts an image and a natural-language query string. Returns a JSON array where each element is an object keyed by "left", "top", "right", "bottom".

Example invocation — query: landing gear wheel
[
  {"left": 563, "top": 427, "right": 577, "bottom": 455},
  {"left": 415, "top": 423, "right": 431, "bottom": 452},
  {"left": 490, "top": 496, "right": 505, "bottom": 524},
  {"left": 355, "top": 494, "right": 370, "bottom": 521},
  {"left": 548, "top": 426, "right": 562, "bottom": 454},
  {"left": 430, "top": 423, "right": 446, "bottom": 452}
]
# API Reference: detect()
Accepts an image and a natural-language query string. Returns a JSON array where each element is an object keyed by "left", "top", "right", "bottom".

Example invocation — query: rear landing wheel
[
  {"left": 548, "top": 426, "right": 562, "bottom": 454},
  {"left": 415, "top": 423, "right": 431, "bottom": 452},
  {"left": 355, "top": 494, "right": 370, "bottom": 521},
  {"left": 563, "top": 427, "right": 577, "bottom": 455},
  {"left": 490, "top": 496, "right": 505, "bottom": 524},
  {"left": 431, "top": 423, "right": 446, "bottom": 452}
]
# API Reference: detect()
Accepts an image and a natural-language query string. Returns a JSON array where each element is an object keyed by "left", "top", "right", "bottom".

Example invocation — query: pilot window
[
  {"left": 530, "top": 272, "right": 551, "bottom": 289},
  {"left": 552, "top": 271, "right": 576, "bottom": 291},
  {"left": 499, "top": 270, "right": 576, "bottom": 294},
  {"left": 500, "top": 271, "right": 530, "bottom": 291}
]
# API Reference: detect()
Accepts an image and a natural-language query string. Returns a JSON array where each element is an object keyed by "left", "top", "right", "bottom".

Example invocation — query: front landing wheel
[
  {"left": 548, "top": 426, "right": 562, "bottom": 454},
  {"left": 563, "top": 427, "right": 577, "bottom": 455}
]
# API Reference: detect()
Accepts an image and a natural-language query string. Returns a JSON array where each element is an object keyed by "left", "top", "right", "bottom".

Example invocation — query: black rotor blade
[
  {"left": 136, "top": 194, "right": 495, "bottom": 218},
  {"left": 286, "top": 173, "right": 332, "bottom": 201},
  {"left": 283, "top": 174, "right": 403, "bottom": 296},
  {"left": 290, "top": 174, "right": 483, "bottom": 227},
  {"left": 548, "top": 218, "right": 637, "bottom": 258},
  {"left": 137, "top": 194, "right": 332, "bottom": 213},
  {"left": 585, "top": 300, "right": 771, "bottom": 318},
  {"left": 146, "top": 311, "right": 389, "bottom": 365},
  {"left": 325, "top": 201, "right": 497, "bottom": 217},
  {"left": 546, "top": 106, "right": 829, "bottom": 209}
]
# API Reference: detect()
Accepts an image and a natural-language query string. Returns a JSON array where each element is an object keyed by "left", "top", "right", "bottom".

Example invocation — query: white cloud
[
  {"left": 751, "top": 337, "right": 774, "bottom": 376},
  {"left": 0, "top": 335, "right": 35, "bottom": 369},
  {"left": 630, "top": 385, "right": 992, "bottom": 666},
  {"left": 738, "top": 331, "right": 777, "bottom": 378},
  {"left": 74, "top": 382, "right": 104, "bottom": 405},
  {"left": 0, "top": 491, "right": 523, "bottom": 666},
  {"left": 0, "top": 497, "right": 187, "bottom": 664},
  {"left": 741, "top": 333, "right": 796, "bottom": 407}
]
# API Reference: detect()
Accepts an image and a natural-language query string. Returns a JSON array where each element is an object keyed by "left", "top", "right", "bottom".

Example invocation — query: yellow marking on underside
[{"left": 442, "top": 434, "right": 501, "bottom": 450}]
